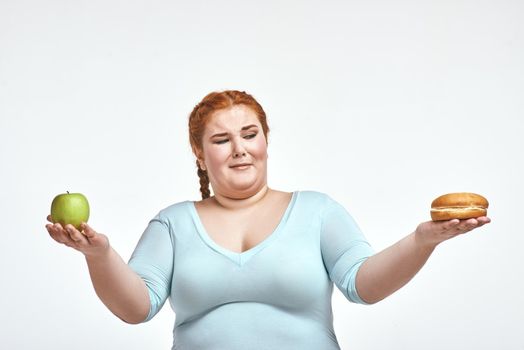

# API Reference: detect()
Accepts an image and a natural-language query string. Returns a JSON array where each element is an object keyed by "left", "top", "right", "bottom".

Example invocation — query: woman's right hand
[{"left": 45, "top": 216, "right": 110, "bottom": 258}]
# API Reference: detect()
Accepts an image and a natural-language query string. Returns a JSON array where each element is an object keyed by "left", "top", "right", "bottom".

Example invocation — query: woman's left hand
[{"left": 415, "top": 216, "right": 491, "bottom": 248}]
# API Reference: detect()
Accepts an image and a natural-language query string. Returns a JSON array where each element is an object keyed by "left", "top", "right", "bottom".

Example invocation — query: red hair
[{"left": 188, "top": 90, "right": 270, "bottom": 199}]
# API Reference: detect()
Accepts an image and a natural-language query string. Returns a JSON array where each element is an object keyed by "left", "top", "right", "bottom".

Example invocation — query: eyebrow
[{"left": 210, "top": 124, "right": 259, "bottom": 138}]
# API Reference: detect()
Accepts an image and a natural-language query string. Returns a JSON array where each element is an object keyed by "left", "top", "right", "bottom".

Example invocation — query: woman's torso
[{"left": 128, "top": 190, "right": 373, "bottom": 349}]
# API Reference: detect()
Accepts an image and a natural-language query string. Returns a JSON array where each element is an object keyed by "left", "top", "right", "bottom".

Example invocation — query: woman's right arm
[{"left": 46, "top": 218, "right": 150, "bottom": 324}]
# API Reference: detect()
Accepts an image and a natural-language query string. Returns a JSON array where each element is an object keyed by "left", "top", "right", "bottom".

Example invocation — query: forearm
[
  {"left": 355, "top": 231, "right": 436, "bottom": 304},
  {"left": 85, "top": 247, "right": 150, "bottom": 324}
]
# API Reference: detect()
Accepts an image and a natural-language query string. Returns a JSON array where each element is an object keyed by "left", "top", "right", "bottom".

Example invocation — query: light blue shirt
[{"left": 129, "top": 190, "right": 374, "bottom": 350}]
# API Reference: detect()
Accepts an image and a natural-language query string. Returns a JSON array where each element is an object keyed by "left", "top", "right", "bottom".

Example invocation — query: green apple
[{"left": 50, "top": 191, "right": 90, "bottom": 229}]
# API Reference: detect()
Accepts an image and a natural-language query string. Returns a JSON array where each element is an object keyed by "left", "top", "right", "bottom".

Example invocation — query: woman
[{"left": 45, "top": 90, "right": 491, "bottom": 349}]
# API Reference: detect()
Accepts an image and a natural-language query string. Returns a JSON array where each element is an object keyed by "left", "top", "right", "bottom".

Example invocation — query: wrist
[
  {"left": 413, "top": 229, "right": 439, "bottom": 252},
  {"left": 84, "top": 245, "right": 112, "bottom": 263}
]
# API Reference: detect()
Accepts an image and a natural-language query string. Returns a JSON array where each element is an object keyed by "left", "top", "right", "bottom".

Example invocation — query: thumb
[{"left": 81, "top": 223, "right": 97, "bottom": 239}]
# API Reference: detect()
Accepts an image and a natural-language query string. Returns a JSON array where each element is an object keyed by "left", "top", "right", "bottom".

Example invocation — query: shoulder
[
  {"left": 159, "top": 199, "right": 193, "bottom": 214},
  {"left": 296, "top": 190, "right": 340, "bottom": 208},
  {"left": 151, "top": 199, "right": 194, "bottom": 225},
  {"left": 290, "top": 190, "right": 357, "bottom": 228},
  {"left": 293, "top": 190, "right": 350, "bottom": 220}
]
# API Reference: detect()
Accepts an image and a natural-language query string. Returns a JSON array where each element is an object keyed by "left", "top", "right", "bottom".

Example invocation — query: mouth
[{"left": 229, "top": 163, "right": 252, "bottom": 169}]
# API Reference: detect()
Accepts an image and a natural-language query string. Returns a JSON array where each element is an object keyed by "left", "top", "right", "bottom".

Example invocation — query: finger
[
  {"left": 476, "top": 216, "right": 491, "bottom": 226},
  {"left": 454, "top": 218, "right": 484, "bottom": 234},
  {"left": 438, "top": 219, "right": 460, "bottom": 232},
  {"left": 45, "top": 223, "right": 57, "bottom": 238},
  {"left": 462, "top": 216, "right": 491, "bottom": 230},
  {"left": 460, "top": 218, "right": 478, "bottom": 228},
  {"left": 65, "top": 224, "right": 88, "bottom": 244},
  {"left": 47, "top": 215, "right": 53, "bottom": 223},
  {"left": 47, "top": 222, "right": 64, "bottom": 238},
  {"left": 81, "top": 223, "right": 97, "bottom": 239},
  {"left": 47, "top": 223, "right": 72, "bottom": 244}
]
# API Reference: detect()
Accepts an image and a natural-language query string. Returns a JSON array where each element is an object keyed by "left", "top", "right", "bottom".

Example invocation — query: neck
[{"left": 212, "top": 185, "right": 271, "bottom": 211}]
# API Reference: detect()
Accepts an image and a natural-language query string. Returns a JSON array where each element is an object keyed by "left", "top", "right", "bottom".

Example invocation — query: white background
[{"left": 1, "top": 0, "right": 523, "bottom": 349}]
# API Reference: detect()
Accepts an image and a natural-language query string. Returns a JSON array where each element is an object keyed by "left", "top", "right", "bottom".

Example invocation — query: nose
[
  {"left": 232, "top": 137, "right": 247, "bottom": 158},
  {"left": 233, "top": 151, "right": 246, "bottom": 158}
]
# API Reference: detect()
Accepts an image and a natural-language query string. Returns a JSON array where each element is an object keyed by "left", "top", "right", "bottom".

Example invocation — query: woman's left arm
[{"left": 355, "top": 217, "right": 491, "bottom": 304}]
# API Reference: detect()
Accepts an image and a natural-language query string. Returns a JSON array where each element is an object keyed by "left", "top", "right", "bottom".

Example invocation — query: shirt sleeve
[
  {"left": 320, "top": 198, "right": 374, "bottom": 304},
  {"left": 128, "top": 213, "right": 174, "bottom": 322}
]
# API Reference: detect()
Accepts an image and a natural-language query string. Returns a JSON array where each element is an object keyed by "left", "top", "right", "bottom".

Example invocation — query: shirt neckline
[{"left": 188, "top": 191, "right": 299, "bottom": 266}]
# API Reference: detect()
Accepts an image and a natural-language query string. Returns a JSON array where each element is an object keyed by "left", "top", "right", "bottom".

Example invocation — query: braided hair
[{"left": 196, "top": 159, "right": 211, "bottom": 199}]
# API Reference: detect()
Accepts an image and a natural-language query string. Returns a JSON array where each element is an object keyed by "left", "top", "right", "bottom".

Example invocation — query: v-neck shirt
[
  {"left": 128, "top": 190, "right": 374, "bottom": 350},
  {"left": 189, "top": 191, "right": 298, "bottom": 267}
]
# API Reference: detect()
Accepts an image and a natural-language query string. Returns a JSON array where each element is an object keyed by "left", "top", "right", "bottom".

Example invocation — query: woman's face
[{"left": 199, "top": 105, "right": 268, "bottom": 199}]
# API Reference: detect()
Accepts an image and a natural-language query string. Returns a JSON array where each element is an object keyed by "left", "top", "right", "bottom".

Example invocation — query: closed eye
[{"left": 213, "top": 134, "right": 256, "bottom": 144}]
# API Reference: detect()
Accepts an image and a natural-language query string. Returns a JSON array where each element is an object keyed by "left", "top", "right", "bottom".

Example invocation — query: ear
[
  {"left": 198, "top": 158, "right": 207, "bottom": 171},
  {"left": 194, "top": 148, "right": 206, "bottom": 171}
]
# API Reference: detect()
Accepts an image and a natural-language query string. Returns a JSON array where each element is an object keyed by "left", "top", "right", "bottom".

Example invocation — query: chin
[
  {"left": 230, "top": 183, "right": 256, "bottom": 192},
  {"left": 228, "top": 181, "right": 263, "bottom": 196}
]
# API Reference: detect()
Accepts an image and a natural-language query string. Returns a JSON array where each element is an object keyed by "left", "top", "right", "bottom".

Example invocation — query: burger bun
[{"left": 430, "top": 192, "right": 489, "bottom": 221}]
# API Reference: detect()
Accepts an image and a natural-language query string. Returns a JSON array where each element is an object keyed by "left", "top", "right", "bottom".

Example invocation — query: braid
[{"left": 196, "top": 160, "right": 211, "bottom": 199}]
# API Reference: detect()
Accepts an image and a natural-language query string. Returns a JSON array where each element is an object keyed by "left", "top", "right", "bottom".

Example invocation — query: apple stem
[{"left": 67, "top": 191, "right": 70, "bottom": 194}]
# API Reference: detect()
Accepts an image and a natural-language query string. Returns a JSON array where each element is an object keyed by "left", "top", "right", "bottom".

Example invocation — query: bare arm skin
[
  {"left": 46, "top": 217, "right": 150, "bottom": 324},
  {"left": 355, "top": 217, "right": 491, "bottom": 304}
]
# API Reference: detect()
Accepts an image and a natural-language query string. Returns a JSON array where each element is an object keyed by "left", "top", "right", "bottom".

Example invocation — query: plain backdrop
[{"left": 1, "top": 0, "right": 523, "bottom": 349}]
